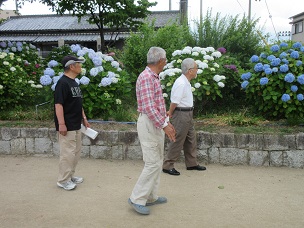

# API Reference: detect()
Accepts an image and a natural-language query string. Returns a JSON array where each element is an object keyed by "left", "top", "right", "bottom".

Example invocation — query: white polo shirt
[{"left": 170, "top": 74, "right": 193, "bottom": 107}]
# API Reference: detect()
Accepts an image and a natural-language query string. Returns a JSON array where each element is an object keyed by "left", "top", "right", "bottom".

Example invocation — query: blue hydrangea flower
[
  {"left": 297, "top": 75, "right": 304, "bottom": 85},
  {"left": 51, "top": 83, "right": 57, "bottom": 91},
  {"left": 250, "top": 55, "right": 259, "bottom": 63},
  {"left": 280, "top": 42, "right": 288, "bottom": 48},
  {"left": 241, "top": 81, "right": 249, "bottom": 89},
  {"left": 270, "top": 45, "right": 280, "bottom": 52},
  {"left": 263, "top": 64, "right": 270, "bottom": 69},
  {"left": 0, "top": 41, "right": 7, "bottom": 48},
  {"left": 279, "top": 64, "right": 289, "bottom": 73},
  {"left": 254, "top": 63, "right": 263, "bottom": 72},
  {"left": 77, "top": 50, "right": 86, "bottom": 57},
  {"left": 284, "top": 73, "right": 295, "bottom": 83},
  {"left": 267, "top": 55, "right": 276, "bottom": 61},
  {"left": 264, "top": 68, "right": 272, "bottom": 75},
  {"left": 241, "top": 72, "right": 251, "bottom": 80},
  {"left": 260, "top": 77, "right": 269, "bottom": 85},
  {"left": 90, "top": 67, "right": 99, "bottom": 77},
  {"left": 17, "top": 46, "right": 22, "bottom": 52},
  {"left": 297, "top": 94, "right": 304, "bottom": 101},
  {"left": 260, "top": 53, "right": 267, "bottom": 59},
  {"left": 279, "top": 52, "right": 287, "bottom": 59},
  {"left": 290, "top": 51, "right": 299, "bottom": 59},
  {"left": 287, "top": 49, "right": 294, "bottom": 53},
  {"left": 292, "top": 42, "right": 302, "bottom": 49},
  {"left": 53, "top": 76, "right": 61, "bottom": 84},
  {"left": 40, "top": 75, "right": 52, "bottom": 86},
  {"left": 291, "top": 85, "right": 298, "bottom": 92},
  {"left": 301, "top": 47, "right": 304, "bottom": 52},
  {"left": 296, "top": 61, "right": 302, "bottom": 66},
  {"left": 92, "top": 57, "right": 102, "bottom": 66},
  {"left": 100, "top": 77, "right": 112, "bottom": 86},
  {"left": 71, "top": 44, "right": 81, "bottom": 53},
  {"left": 79, "top": 76, "right": 90, "bottom": 85},
  {"left": 44, "top": 68, "right": 55, "bottom": 77},
  {"left": 48, "top": 60, "right": 59, "bottom": 68},
  {"left": 270, "top": 58, "right": 281, "bottom": 66},
  {"left": 272, "top": 67, "right": 278, "bottom": 73},
  {"left": 281, "top": 94, "right": 291, "bottom": 102},
  {"left": 281, "top": 58, "right": 289, "bottom": 64},
  {"left": 75, "top": 78, "right": 80, "bottom": 85}
]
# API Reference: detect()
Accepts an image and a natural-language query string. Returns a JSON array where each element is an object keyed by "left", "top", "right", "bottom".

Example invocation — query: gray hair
[
  {"left": 147, "top": 47, "right": 166, "bottom": 65},
  {"left": 181, "top": 58, "right": 196, "bottom": 74}
]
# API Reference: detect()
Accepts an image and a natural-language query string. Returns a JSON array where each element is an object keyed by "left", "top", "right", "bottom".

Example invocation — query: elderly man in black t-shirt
[{"left": 54, "top": 55, "right": 90, "bottom": 191}]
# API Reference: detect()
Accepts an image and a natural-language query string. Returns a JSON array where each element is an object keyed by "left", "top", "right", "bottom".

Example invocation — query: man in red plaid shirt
[{"left": 128, "top": 47, "right": 176, "bottom": 215}]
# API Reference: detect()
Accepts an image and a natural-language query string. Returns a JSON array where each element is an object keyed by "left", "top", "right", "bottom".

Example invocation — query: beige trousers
[
  {"left": 163, "top": 110, "right": 198, "bottom": 170},
  {"left": 57, "top": 130, "right": 82, "bottom": 184},
  {"left": 130, "top": 113, "right": 165, "bottom": 205}
]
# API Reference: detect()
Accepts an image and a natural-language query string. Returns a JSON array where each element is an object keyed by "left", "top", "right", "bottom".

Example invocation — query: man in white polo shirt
[{"left": 163, "top": 58, "right": 206, "bottom": 176}]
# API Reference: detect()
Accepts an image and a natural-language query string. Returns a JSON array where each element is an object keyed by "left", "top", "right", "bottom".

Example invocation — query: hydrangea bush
[
  {"left": 40, "top": 44, "right": 132, "bottom": 119},
  {"left": 160, "top": 46, "right": 241, "bottom": 110},
  {"left": 240, "top": 41, "right": 304, "bottom": 120},
  {"left": 0, "top": 41, "right": 44, "bottom": 110}
]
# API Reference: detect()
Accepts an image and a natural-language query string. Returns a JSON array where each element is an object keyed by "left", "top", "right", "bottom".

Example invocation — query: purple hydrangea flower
[{"left": 217, "top": 47, "right": 226, "bottom": 54}]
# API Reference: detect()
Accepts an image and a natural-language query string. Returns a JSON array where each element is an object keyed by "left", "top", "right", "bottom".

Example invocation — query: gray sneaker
[
  {"left": 71, "top": 176, "right": 83, "bottom": 184},
  {"left": 57, "top": 180, "right": 76, "bottom": 190},
  {"left": 128, "top": 198, "right": 150, "bottom": 215},
  {"left": 146, "top": 196, "right": 167, "bottom": 206}
]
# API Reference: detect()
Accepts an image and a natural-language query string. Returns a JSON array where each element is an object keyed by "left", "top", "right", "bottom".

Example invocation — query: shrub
[
  {"left": 40, "top": 44, "right": 133, "bottom": 120},
  {"left": 240, "top": 41, "right": 304, "bottom": 121},
  {"left": 0, "top": 41, "right": 44, "bottom": 110},
  {"left": 160, "top": 46, "right": 242, "bottom": 111}
]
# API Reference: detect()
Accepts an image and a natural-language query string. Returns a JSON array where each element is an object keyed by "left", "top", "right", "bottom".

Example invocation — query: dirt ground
[{"left": 1, "top": 156, "right": 304, "bottom": 228}]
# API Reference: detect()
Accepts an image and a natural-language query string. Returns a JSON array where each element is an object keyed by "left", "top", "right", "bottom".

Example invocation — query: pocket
[{"left": 141, "top": 141, "right": 160, "bottom": 163}]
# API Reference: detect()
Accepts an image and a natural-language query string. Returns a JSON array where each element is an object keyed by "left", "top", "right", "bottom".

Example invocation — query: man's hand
[
  {"left": 163, "top": 122, "right": 176, "bottom": 142},
  {"left": 83, "top": 119, "right": 91, "bottom": 128},
  {"left": 59, "top": 124, "right": 67, "bottom": 136}
]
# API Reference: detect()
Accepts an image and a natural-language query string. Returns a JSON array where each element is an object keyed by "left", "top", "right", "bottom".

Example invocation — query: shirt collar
[{"left": 146, "top": 66, "right": 159, "bottom": 79}]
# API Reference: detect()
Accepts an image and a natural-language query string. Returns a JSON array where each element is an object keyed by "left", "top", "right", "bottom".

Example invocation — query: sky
[{"left": 1, "top": 0, "right": 302, "bottom": 41}]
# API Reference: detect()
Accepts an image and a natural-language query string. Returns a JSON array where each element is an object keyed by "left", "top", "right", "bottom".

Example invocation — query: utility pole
[
  {"left": 169, "top": 0, "right": 171, "bottom": 10},
  {"left": 200, "top": 0, "right": 203, "bottom": 23},
  {"left": 180, "top": 0, "right": 188, "bottom": 24},
  {"left": 248, "top": 0, "right": 261, "bottom": 21}
]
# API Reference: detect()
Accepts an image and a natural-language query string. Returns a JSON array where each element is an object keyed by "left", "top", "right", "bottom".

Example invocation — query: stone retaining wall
[{"left": 1, "top": 127, "right": 304, "bottom": 168}]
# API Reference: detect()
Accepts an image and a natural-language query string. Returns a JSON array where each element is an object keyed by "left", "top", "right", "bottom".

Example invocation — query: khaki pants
[
  {"left": 130, "top": 113, "right": 165, "bottom": 205},
  {"left": 163, "top": 110, "right": 198, "bottom": 170},
  {"left": 57, "top": 130, "right": 82, "bottom": 184}
]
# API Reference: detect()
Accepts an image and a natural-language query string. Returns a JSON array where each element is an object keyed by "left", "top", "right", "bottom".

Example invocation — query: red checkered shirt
[{"left": 136, "top": 67, "right": 167, "bottom": 129}]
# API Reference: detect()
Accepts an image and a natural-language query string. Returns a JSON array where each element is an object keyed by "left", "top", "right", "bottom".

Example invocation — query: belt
[{"left": 175, "top": 107, "right": 194, "bottom": 111}]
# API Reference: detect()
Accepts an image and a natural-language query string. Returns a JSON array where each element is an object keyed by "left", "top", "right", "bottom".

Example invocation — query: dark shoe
[
  {"left": 186, "top": 165, "right": 206, "bottom": 171},
  {"left": 162, "top": 168, "right": 180, "bottom": 176}
]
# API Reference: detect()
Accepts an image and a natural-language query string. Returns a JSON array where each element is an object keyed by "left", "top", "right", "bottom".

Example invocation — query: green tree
[
  {"left": 0, "top": 0, "right": 8, "bottom": 7},
  {"left": 18, "top": 0, "right": 157, "bottom": 51}
]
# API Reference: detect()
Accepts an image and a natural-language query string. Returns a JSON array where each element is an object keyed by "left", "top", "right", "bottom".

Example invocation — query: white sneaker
[
  {"left": 71, "top": 176, "right": 84, "bottom": 184},
  {"left": 57, "top": 180, "right": 76, "bottom": 190}
]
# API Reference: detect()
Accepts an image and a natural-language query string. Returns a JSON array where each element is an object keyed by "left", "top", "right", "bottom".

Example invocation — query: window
[{"left": 292, "top": 21, "right": 303, "bottom": 34}]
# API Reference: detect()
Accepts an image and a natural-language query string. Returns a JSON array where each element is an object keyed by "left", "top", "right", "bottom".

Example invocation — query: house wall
[{"left": 291, "top": 14, "right": 304, "bottom": 43}]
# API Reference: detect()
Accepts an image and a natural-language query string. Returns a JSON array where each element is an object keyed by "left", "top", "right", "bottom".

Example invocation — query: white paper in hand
[{"left": 81, "top": 124, "right": 98, "bottom": 140}]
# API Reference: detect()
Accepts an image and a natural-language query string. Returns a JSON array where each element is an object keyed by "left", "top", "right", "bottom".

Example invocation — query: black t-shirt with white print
[{"left": 54, "top": 75, "right": 83, "bottom": 131}]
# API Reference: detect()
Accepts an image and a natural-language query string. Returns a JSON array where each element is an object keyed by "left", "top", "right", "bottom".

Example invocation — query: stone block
[
  {"left": 81, "top": 145, "right": 90, "bottom": 158},
  {"left": 20, "top": 128, "right": 49, "bottom": 138},
  {"left": 263, "top": 135, "right": 295, "bottom": 150},
  {"left": 219, "top": 148, "right": 248, "bottom": 165},
  {"left": 235, "top": 134, "right": 264, "bottom": 150},
  {"left": 269, "top": 151, "right": 283, "bottom": 167},
  {"left": 285, "top": 150, "right": 304, "bottom": 168},
  {"left": 25, "top": 138, "right": 35, "bottom": 154},
  {"left": 119, "top": 131, "right": 139, "bottom": 145},
  {"left": 0, "top": 141, "right": 11, "bottom": 154},
  {"left": 35, "top": 138, "right": 52, "bottom": 154},
  {"left": 208, "top": 147, "right": 220, "bottom": 163},
  {"left": 11, "top": 138, "right": 26, "bottom": 155},
  {"left": 52, "top": 142, "right": 59, "bottom": 156},
  {"left": 197, "top": 149, "right": 208, "bottom": 163},
  {"left": 124, "top": 145, "right": 142, "bottom": 160},
  {"left": 296, "top": 133, "right": 304, "bottom": 149},
  {"left": 1, "top": 128, "right": 20, "bottom": 140},
  {"left": 197, "top": 132, "right": 212, "bottom": 149},
  {"left": 95, "top": 131, "right": 119, "bottom": 146},
  {"left": 249, "top": 150, "right": 269, "bottom": 166},
  {"left": 90, "top": 145, "right": 112, "bottom": 159},
  {"left": 112, "top": 145, "right": 124, "bottom": 160}
]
